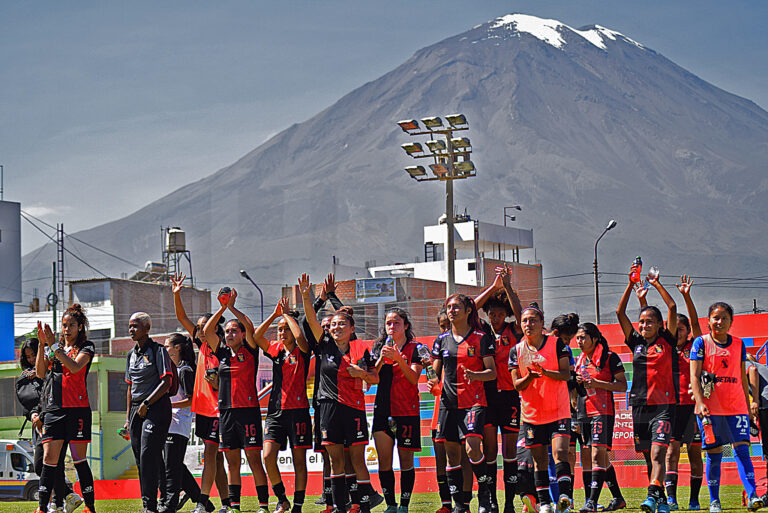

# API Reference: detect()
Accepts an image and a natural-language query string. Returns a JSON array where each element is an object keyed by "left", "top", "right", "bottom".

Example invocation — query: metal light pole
[
  {"left": 503, "top": 205, "right": 522, "bottom": 227},
  {"left": 593, "top": 219, "right": 617, "bottom": 324},
  {"left": 398, "top": 115, "right": 475, "bottom": 296},
  {"left": 239, "top": 269, "right": 264, "bottom": 323}
]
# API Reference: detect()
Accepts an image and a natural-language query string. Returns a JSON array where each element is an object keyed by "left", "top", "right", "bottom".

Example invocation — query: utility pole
[{"left": 57, "top": 223, "right": 65, "bottom": 308}]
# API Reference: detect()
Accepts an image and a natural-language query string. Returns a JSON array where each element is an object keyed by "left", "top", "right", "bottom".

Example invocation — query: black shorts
[
  {"left": 581, "top": 415, "right": 615, "bottom": 449},
  {"left": 522, "top": 418, "right": 571, "bottom": 448},
  {"left": 264, "top": 408, "right": 312, "bottom": 450},
  {"left": 570, "top": 425, "right": 583, "bottom": 448},
  {"left": 632, "top": 404, "right": 672, "bottom": 452},
  {"left": 219, "top": 407, "right": 263, "bottom": 451},
  {"left": 671, "top": 404, "right": 701, "bottom": 445},
  {"left": 196, "top": 414, "right": 220, "bottom": 445},
  {"left": 516, "top": 445, "right": 535, "bottom": 471},
  {"left": 485, "top": 390, "right": 521, "bottom": 433},
  {"left": 42, "top": 407, "right": 92, "bottom": 444},
  {"left": 435, "top": 405, "right": 485, "bottom": 443},
  {"left": 372, "top": 415, "right": 421, "bottom": 450},
  {"left": 317, "top": 401, "right": 368, "bottom": 447}
]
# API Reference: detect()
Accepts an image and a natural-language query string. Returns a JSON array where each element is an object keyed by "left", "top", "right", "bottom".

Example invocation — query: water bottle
[
  {"left": 117, "top": 427, "right": 130, "bottom": 440},
  {"left": 629, "top": 256, "right": 642, "bottom": 283},
  {"left": 581, "top": 364, "right": 595, "bottom": 397},
  {"left": 383, "top": 336, "right": 395, "bottom": 364},
  {"left": 217, "top": 286, "right": 232, "bottom": 306},
  {"left": 47, "top": 343, "right": 59, "bottom": 360},
  {"left": 700, "top": 416, "right": 716, "bottom": 445},
  {"left": 417, "top": 344, "right": 437, "bottom": 380},
  {"left": 643, "top": 266, "right": 660, "bottom": 289}
]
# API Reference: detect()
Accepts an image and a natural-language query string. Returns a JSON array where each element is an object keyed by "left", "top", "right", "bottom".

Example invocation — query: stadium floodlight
[
  {"left": 401, "top": 142, "right": 424, "bottom": 156},
  {"left": 450, "top": 137, "right": 471, "bottom": 150},
  {"left": 445, "top": 114, "right": 468, "bottom": 127},
  {"left": 405, "top": 166, "right": 427, "bottom": 178},
  {"left": 426, "top": 139, "right": 447, "bottom": 153},
  {"left": 429, "top": 163, "right": 450, "bottom": 177},
  {"left": 421, "top": 117, "right": 443, "bottom": 129},
  {"left": 397, "top": 119, "right": 421, "bottom": 133},
  {"left": 455, "top": 161, "right": 476, "bottom": 175}
]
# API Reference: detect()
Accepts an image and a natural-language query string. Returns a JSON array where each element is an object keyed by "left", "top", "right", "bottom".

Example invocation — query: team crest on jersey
[
  {"left": 721, "top": 357, "right": 729, "bottom": 369},
  {"left": 653, "top": 345, "right": 663, "bottom": 354},
  {"left": 467, "top": 346, "right": 476, "bottom": 357},
  {"left": 527, "top": 428, "right": 534, "bottom": 438},
  {"left": 499, "top": 336, "right": 510, "bottom": 346},
  {"left": 288, "top": 355, "right": 297, "bottom": 365},
  {"left": 236, "top": 353, "right": 246, "bottom": 362}
]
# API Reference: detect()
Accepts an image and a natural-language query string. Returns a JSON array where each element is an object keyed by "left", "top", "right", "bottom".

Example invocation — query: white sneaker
[
  {"left": 541, "top": 504, "right": 555, "bottom": 513},
  {"left": 192, "top": 504, "right": 209, "bottom": 513},
  {"left": 64, "top": 492, "right": 84, "bottom": 513}
]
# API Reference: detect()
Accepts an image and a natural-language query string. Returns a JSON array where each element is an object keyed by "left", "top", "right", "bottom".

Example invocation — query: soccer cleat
[
  {"left": 277, "top": 501, "right": 292, "bottom": 513},
  {"left": 176, "top": 492, "right": 190, "bottom": 511},
  {"left": 64, "top": 493, "right": 84, "bottom": 513},
  {"left": 370, "top": 492, "right": 385, "bottom": 509},
  {"left": 666, "top": 498, "right": 679, "bottom": 512},
  {"left": 580, "top": 500, "right": 597, "bottom": 513},
  {"left": 316, "top": 497, "right": 328, "bottom": 506},
  {"left": 54, "top": 507, "right": 65, "bottom": 513},
  {"left": 522, "top": 495, "right": 538, "bottom": 513},
  {"left": 640, "top": 497, "right": 657, "bottom": 513},
  {"left": 746, "top": 496, "right": 763, "bottom": 512},
  {"left": 82, "top": 507, "right": 95, "bottom": 513},
  {"left": 657, "top": 501, "right": 670, "bottom": 513},
  {"left": 396, "top": 506, "right": 409, "bottom": 513},
  {"left": 688, "top": 502, "right": 700, "bottom": 511},
  {"left": 219, "top": 507, "right": 229, "bottom": 513},
  {"left": 558, "top": 495, "right": 572, "bottom": 513},
  {"left": 383, "top": 506, "right": 398, "bottom": 513},
  {"left": 602, "top": 498, "right": 626, "bottom": 512},
  {"left": 193, "top": 504, "right": 209, "bottom": 513},
  {"left": 436, "top": 507, "right": 452, "bottom": 513},
  {"left": 540, "top": 504, "right": 554, "bottom": 513},
  {"left": 227, "top": 508, "right": 241, "bottom": 513},
  {"left": 257, "top": 507, "right": 270, "bottom": 513},
  {"left": 708, "top": 500, "right": 721, "bottom": 513},
  {"left": 349, "top": 505, "right": 361, "bottom": 513},
  {"left": 322, "top": 507, "right": 334, "bottom": 513}
]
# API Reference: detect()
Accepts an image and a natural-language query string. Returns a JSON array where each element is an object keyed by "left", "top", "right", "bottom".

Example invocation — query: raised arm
[
  {"left": 226, "top": 289, "right": 261, "bottom": 350},
  {"left": 251, "top": 299, "right": 284, "bottom": 352},
  {"left": 204, "top": 303, "right": 228, "bottom": 353},
  {"left": 500, "top": 265, "right": 524, "bottom": 335},
  {"left": 616, "top": 271, "right": 636, "bottom": 340},
  {"left": 474, "top": 271, "right": 503, "bottom": 310},
  {"left": 282, "top": 300, "right": 309, "bottom": 353},
  {"left": 299, "top": 274, "right": 323, "bottom": 342},
  {"left": 35, "top": 321, "right": 51, "bottom": 379},
  {"left": 648, "top": 274, "right": 677, "bottom": 335},
  {"left": 677, "top": 275, "right": 702, "bottom": 339},
  {"left": 634, "top": 282, "right": 649, "bottom": 309},
  {"left": 171, "top": 273, "right": 196, "bottom": 340}
]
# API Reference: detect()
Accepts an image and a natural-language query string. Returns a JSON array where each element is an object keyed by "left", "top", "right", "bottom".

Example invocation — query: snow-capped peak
[{"left": 488, "top": 14, "right": 643, "bottom": 51}]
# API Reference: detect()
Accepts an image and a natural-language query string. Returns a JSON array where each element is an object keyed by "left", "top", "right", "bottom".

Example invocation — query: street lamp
[
  {"left": 239, "top": 269, "right": 264, "bottom": 323},
  {"left": 397, "top": 113, "right": 475, "bottom": 295},
  {"left": 503, "top": 205, "right": 522, "bottom": 226},
  {"left": 593, "top": 219, "right": 618, "bottom": 324}
]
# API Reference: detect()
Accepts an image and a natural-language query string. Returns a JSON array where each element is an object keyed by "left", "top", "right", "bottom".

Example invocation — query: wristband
[{"left": 142, "top": 399, "right": 150, "bottom": 408}]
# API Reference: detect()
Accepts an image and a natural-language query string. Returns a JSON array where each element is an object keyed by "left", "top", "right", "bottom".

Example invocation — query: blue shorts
[{"left": 697, "top": 414, "right": 750, "bottom": 449}]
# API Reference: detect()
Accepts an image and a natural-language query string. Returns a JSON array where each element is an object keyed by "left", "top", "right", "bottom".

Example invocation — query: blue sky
[{"left": 1, "top": 1, "right": 766, "bottom": 253}]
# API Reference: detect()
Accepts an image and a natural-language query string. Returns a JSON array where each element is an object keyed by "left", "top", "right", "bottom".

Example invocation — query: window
[
  {"left": 108, "top": 371, "right": 128, "bottom": 412},
  {"left": 11, "top": 452, "right": 31, "bottom": 473}
]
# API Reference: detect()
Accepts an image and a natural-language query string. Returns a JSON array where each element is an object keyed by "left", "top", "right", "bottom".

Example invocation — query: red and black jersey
[
  {"left": 44, "top": 341, "right": 95, "bottom": 412},
  {"left": 482, "top": 322, "right": 521, "bottom": 397},
  {"left": 625, "top": 328, "right": 678, "bottom": 406},
  {"left": 432, "top": 329, "right": 495, "bottom": 409},
  {"left": 372, "top": 340, "right": 422, "bottom": 417},
  {"left": 676, "top": 339, "right": 695, "bottom": 406},
  {"left": 575, "top": 345, "right": 624, "bottom": 417},
  {"left": 215, "top": 343, "right": 260, "bottom": 410},
  {"left": 266, "top": 341, "right": 310, "bottom": 413},
  {"left": 312, "top": 338, "right": 373, "bottom": 411}
]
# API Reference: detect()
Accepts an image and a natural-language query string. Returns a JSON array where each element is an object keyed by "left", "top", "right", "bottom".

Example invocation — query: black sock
[
  {"left": 582, "top": 468, "right": 591, "bottom": 502},
  {"left": 437, "top": 474, "right": 452, "bottom": 507},
  {"left": 332, "top": 474, "right": 349, "bottom": 512},
  {"left": 605, "top": 465, "right": 623, "bottom": 500},
  {"left": 39, "top": 463, "right": 56, "bottom": 512},
  {"left": 690, "top": 475, "right": 703, "bottom": 504},
  {"left": 324, "top": 477, "right": 334, "bottom": 506},
  {"left": 447, "top": 465, "right": 465, "bottom": 508},
  {"left": 347, "top": 474, "right": 360, "bottom": 505},
  {"left": 648, "top": 483, "right": 662, "bottom": 501},
  {"left": 488, "top": 460, "right": 498, "bottom": 504},
  {"left": 256, "top": 484, "right": 270, "bottom": 508},
  {"left": 199, "top": 493, "right": 210, "bottom": 507},
  {"left": 555, "top": 462, "right": 572, "bottom": 500},
  {"left": 380, "top": 469, "right": 396, "bottom": 506},
  {"left": 503, "top": 459, "right": 518, "bottom": 511},
  {"left": 358, "top": 479, "right": 374, "bottom": 513},
  {"left": 54, "top": 463, "right": 68, "bottom": 507},
  {"left": 535, "top": 470, "right": 551, "bottom": 505},
  {"left": 292, "top": 490, "right": 306, "bottom": 513},
  {"left": 401, "top": 467, "right": 415, "bottom": 507},
  {"left": 665, "top": 472, "right": 678, "bottom": 501},
  {"left": 74, "top": 460, "right": 96, "bottom": 509},
  {"left": 471, "top": 457, "right": 490, "bottom": 495},
  {"left": 222, "top": 496, "right": 231, "bottom": 507},
  {"left": 228, "top": 485, "right": 242, "bottom": 508},
  {"left": 273, "top": 481, "right": 289, "bottom": 504},
  {"left": 589, "top": 468, "right": 606, "bottom": 504}
]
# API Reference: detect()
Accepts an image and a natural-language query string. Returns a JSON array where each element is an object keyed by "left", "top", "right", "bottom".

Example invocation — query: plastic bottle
[
  {"left": 581, "top": 364, "right": 595, "bottom": 396},
  {"left": 217, "top": 286, "right": 232, "bottom": 306},
  {"left": 701, "top": 416, "right": 716, "bottom": 445},
  {"left": 117, "top": 427, "right": 130, "bottom": 441},
  {"left": 47, "top": 342, "right": 59, "bottom": 360},
  {"left": 417, "top": 344, "right": 437, "bottom": 381},
  {"left": 629, "top": 256, "right": 642, "bottom": 284}
]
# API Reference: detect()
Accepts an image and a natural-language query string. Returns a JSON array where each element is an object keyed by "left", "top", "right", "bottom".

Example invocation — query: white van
[{"left": 0, "top": 440, "right": 38, "bottom": 501}]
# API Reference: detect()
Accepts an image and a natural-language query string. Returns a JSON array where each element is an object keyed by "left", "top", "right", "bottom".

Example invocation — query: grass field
[{"left": 2, "top": 486, "right": 755, "bottom": 513}]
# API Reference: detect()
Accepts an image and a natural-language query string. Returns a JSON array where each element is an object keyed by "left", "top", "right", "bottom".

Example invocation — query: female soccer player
[
  {"left": 300, "top": 274, "right": 379, "bottom": 513},
  {"left": 171, "top": 273, "right": 230, "bottom": 513},
  {"left": 248, "top": 297, "right": 312, "bottom": 513},
  {"left": 35, "top": 304, "right": 98, "bottom": 513},
  {"left": 475, "top": 267, "right": 523, "bottom": 513},
  {"left": 204, "top": 290, "right": 270, "bottom": 513},
  {"left": 162, "top": 333, "right": 205, "bottom": 512},
  {"left": 508, "top": 304, "right": 572, "bottom": 513},
  {"left": 690, "top": 302, "right": 762, "bottom": 513},
  {"left": 616, "top": 267, "right": 678, "bottom": 513},
  {"left": 574, "top": 323, "right": 627, "bottom": 512},
  {"left": 372, "top": 308, "right": 423, "bottom": 513},
  {"left": 428, "top": 294, "right": 497, "bottom": 513}
]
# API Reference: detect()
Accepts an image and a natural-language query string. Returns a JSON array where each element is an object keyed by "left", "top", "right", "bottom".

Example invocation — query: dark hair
[
  {"left": 284, "top": 309, "right": 300, "bottom": 320},
  {"left": 332, "top": 311, "right": 355, "bottom": 327},
  {"left": 522, "top": 302, "right": 544, "bottom": 321},
  {"left": 481, "top": 291, "right": 514, "bottom": 317},
  {"left": 337, "top": 306, "right": 355, "bottom": 317},
  {"left": 373, "top": 308, "right": 415, "bottom": 355},
  {"left": 20, "top": 338, "right": 39, "bottom": 370},
  {"left": 577, "top": 323, "right": 609, "bottom": 367},
  {"left": 708, "top": 302, "right": 734, "bottom": 321},
  {"left": 445, "top": 294, "right": 483, "bottom": 332},
  {"left": 168, "top": 333, "right": 196, "bottom": 371},
  {"left": 677, "top": 314, "right": 691, "bottom": 333},
  {"left": 62, "top": 303, "right": 89, "bottom": 348},
  {"left": 225, "top": 319, "right": 247, "bottom": 333},
  {"left": 196, "top": 312, "right": 224, "bottom": 342},
  {"left": 550, "top": 313, "right": 580, "bottom": 338},
  {"left": 639, "top": 306, "right": 663, "bottom": 323}
]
